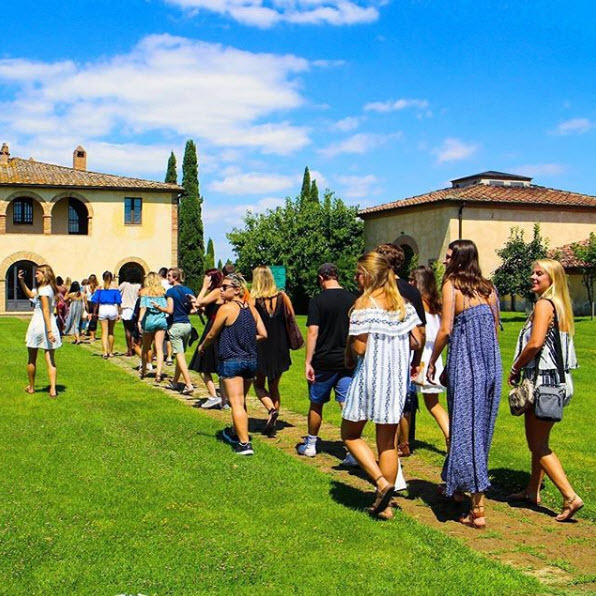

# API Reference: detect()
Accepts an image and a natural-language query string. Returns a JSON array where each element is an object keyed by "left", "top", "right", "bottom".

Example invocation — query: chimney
[
  {"left": 73, "top": 145, "right": 87, "bottom": 170},
  {"left": 0, "top": 142, "right": 9, "bottom": 165}
]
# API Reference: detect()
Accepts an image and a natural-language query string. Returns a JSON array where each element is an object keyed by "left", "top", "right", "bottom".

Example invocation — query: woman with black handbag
[{"left": 508, "top": 259, "right": 582, "bottom": 522}]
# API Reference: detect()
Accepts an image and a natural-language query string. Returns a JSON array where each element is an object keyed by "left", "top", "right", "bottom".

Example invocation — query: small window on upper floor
[
  {"left": 124, "top": 197, "right": 142, "bottom": 225},
  {"left": 13, "top": 198, "right": 34, "bottom": 225}
]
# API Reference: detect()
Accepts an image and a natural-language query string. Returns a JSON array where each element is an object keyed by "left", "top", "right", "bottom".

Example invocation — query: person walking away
[
  {"left": 298, "top": 263, "right": 356, "bottom": 461},
  {"left": 158, "top": 266, "right": 174, "bottom": 365},
  {"left": 409, "top": 266, "right": 450, "bottom": 447},
  {"left": 84, "top": 274, "right": 100, "bottom": 341},
  {"left": 197, "top": 273, "right": 267, "bottom": 455},
  {"left": 154, "top": 268, "right": 195, "bottom": 394},
  {"left": 250, "top": 265, "right": 295, "bottom": 436},
  {"left": 63, "top": 281, "right": 87, "bottom": 344},
  {"left": 427, "top": 240, "right": 501, "bottom": 529},
  {"left": 19, "top": 265, "right": 62, "bottom": 398},
  {"left": 89, "top": 271, "right": 122, "bottom": 359},
  {"left": 138, "top": 272, "right": 168, "bottom": 382},
  {"left": 508, "top": 259, "right": 582, "bottom": 522},
  {"left": 189, "top": 269, "right": 226, "bottom": 409},
  {"left": 341, "top": 252, "right": 422, "bottom": 519},
  {"left": 119, "top": 273, "right": 142, "bottom": 356}
]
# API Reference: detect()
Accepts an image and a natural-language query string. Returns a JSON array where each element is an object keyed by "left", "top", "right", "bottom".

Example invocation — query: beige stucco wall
[
  {"left": 0, "top": 186, "right": 178, "bottom": 312},
  {"left": 363, "top": 202, "right": 595, "bottom": 313},
  {"left": 363, "top": 203, "right": 457, "bottom": 266}
]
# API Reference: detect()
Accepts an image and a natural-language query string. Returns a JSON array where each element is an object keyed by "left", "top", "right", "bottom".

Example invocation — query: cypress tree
[
  {"left": 299, "top": 167, "right": 311, "bottom": 206},
  {"left": 217, "top": 259, "right": 223, "bottom": 270},
  {"left": 179, "top": 140, "right": 204, "bottom": 292},
  {"left": 310, "top": 179, "right": 319, "bottom": 203},
  {"left": 205, "top": 237, "right": 215, "bottom": 270},
  {"left": 165, "top": 151, "right": 177, "bottom": 184}
]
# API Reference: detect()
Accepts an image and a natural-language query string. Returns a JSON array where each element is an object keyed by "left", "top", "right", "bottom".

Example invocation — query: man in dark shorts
[
  {"left": 375, "top": 243, "right": 426, "bottom": 455},
  {"left": 297, "top": 263, "right": 355, "bottom": 459}
]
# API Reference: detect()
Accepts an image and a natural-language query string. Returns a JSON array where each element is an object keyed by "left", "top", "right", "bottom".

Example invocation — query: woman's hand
[
  {"left": 202, "top": 275, "right": 211, "bottom": 288},
  {"left": 47, "top": 331, "right": 56, "bottom": 344},
  {"left": 197, "top": 342, "right": 205, "bottom": 355},
  {"left": 426, "top": 361, "right": 437, "bottom": 385},
  {"left": 18, "top": 270, "right": 25, "bottom": 280},
  {"left": 508, "top": 368, "right": 521, "bottom": 387}
]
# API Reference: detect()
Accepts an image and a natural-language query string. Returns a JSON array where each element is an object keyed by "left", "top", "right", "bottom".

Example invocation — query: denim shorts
[
  {"left": 308, "top": 369, "right": 353, "bottom": 404},
  {"left": 219, "top": 358, "right": 257, "bottom": 380}
]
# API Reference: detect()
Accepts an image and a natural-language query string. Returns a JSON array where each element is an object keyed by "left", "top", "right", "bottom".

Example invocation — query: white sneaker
[
  {"left": 201, "top": 396, "right": 223, "bottom": 409},
  {"left": 147, "top": 363, "right": 154, "bottom": 372},
  {"left": 297, "top": 440, "right": 317, "bottom": 457},
  {"left": 394, "top": 459, "right": 408, "bottom": 492},
  {"left": 341, "top": 452, "right": 359, "bottom": 467}
]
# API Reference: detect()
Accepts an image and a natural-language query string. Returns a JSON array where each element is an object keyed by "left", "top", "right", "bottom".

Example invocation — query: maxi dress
[{"left": 442, "top": 301, "right": 501, "bottom": 496}]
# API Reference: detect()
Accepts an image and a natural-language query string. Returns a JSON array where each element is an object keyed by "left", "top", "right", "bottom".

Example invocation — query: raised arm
[{"left": 17, "top": 270, "right": 36, "bottom": 299}]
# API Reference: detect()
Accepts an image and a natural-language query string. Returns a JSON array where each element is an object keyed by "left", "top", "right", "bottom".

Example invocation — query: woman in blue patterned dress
[
  {"left": 342, "top": 252, "right": 422, "bottom": 518},
  {"left": 427, "top": 240, "right": 501, "bottom": 529}
]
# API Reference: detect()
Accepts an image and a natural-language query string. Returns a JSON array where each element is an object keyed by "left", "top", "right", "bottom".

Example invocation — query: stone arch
[
  {"left": 0, "top": 190, "right": 47, "bottom": 216},
  {"left": 50, "top": 191, "right": 93, "bottom": 235},
  {"left": 113, "top": 257, "right": 150, "bottom": 282},
  {"left": 0, "top": 250, "right": 51, "bottom": 312},
  {"left": 392, "top": 234, "right": 419, "bottom": 277},
  {"left": 392, "top": 234, "right": 419, "bottom": 256}
]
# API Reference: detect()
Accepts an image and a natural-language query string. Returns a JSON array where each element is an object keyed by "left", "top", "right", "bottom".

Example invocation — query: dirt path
[{"left": 83, "top": 344, "right": 595, "bottom": 592}]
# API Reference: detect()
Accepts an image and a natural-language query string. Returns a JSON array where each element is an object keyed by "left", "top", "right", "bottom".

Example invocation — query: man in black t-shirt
[{"left": 297, "top": 263, "right": 355, "bottom": 458}]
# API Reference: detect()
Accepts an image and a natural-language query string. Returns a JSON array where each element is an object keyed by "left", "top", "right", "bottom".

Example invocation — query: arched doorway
[
  {"left": 118, "top": 262, "right": 145, "bottom": 284},
  {"left": 6, "top": 260, "right": 37, "bottom": 311},
  {"left": 393, "top": 234, "right": 419, "bottom": 278}
]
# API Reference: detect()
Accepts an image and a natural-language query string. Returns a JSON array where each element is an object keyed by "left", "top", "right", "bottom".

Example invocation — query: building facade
[
  {"left": 359, "top": 171, "right": 596, "bottom": 314},
  {"left": 0, "top": 143, "right": 182, "bottom": 312}
]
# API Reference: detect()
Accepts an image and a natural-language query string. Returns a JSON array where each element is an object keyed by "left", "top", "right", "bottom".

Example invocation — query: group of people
[{"left": 20, "top": 240, "right": 583, "bottom": 525}]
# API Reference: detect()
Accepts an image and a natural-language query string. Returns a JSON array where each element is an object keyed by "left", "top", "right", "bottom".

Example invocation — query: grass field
[{"left": 0, "top": 316, "right": 547, "bottom": 595}]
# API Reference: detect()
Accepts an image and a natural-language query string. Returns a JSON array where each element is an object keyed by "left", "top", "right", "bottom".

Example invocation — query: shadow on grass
[
  {"left": 330, "top": 479, "right": 373, "bottom": 512},
  {"left": 402, "top": 478, "right": 467, "bottom": 523},
  {"left": 413, "top": 440, "right": 447, "bottom": 457},
  {"left": 37, "top": 384, "right": 67, "bottom": 394}
]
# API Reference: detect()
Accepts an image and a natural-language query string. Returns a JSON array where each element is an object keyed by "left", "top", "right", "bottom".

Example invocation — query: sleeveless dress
[
  {"left": 255, "top": 294, "right": 291, "bottom": 379},
  {"left": 416, "top": 311, "right": 444, "bottom": 394},
  {"left": 25, "top": 286, "right": 62, "bottom": 350},
  {"left": 343, "top": 298, "right": 420, "bottom": 424},
  {"left": 189, "top": 301, "right": 222, "bottom": 374},
  {"left": 64, "top": 296, "right": 84, "bottom": 335},
  {"left": 513, "top": 304, "right": 578, "bottom": 407},
  {"left": 442, "top": 300, "right": 501, "bottom": 496},
  {"left": 140, "top": 295, "right": 168, "bottom": 332}
]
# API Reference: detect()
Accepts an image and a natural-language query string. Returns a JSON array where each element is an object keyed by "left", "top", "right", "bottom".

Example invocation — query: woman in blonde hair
[
  {"left": 19, "top": 264, "right": 62, "bottom": 398},
  {"left": 508, "top": 259, "right": 582, "bottom": 521},
  {"left": 138, "top": 272, "right": 168, "bottom": 382},
  {"left": 342, "top": 252, "right": 422, "bottom": 518},
  {"left": 251, "top": 266, "right": 294, "bottom": 436}
]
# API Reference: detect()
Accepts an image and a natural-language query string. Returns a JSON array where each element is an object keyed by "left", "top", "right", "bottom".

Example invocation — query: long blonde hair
[
  {"left": 357, "top": 252, "right": 406, "bottom": 318},
  {"left": 251, "top": 266, "right": 278, "bottom": 299},
  {"left": 534, "top": 259, "right": 574, "bottom": 335},
  {"left": 36, "top": 264, "right": 59, "bottom": 296},
  {"left": 143, "top": 271, "right": 166, "bottom": 297}
]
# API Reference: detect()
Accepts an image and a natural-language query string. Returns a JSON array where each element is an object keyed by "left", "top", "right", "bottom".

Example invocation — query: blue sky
[{"left": 2, "top": 0, "right": 595, "bottom": 261}]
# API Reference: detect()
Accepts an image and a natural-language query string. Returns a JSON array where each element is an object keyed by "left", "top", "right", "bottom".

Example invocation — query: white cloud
[
  {"left": 433, "top": 138, "right": 479, "bottom": 163},
  {"left": 331, "top": 116, "right": 360, "bottom": 132},
  {"left": 319, "top": 132, "right": 401, "bottom": 158},
  {"left": 553, "top": 118, "right": 593, "bottom": 135},
  {"left": 336, "top": 174, "right": 379, "bottom": 198},
  {"left": 364, "top": 98, "right": 429, "bottom": 113},
  {"left": 0, "top": 34, "right": 310, "bottom": 165},
  {"left": 164, "top": 0, "right": 381, "bottom": 28},
  {"left": 511, "top": 163, "right": 565, "bottom": 178},
  {"left": 203, "top": 196, "right": 285, "bottom": 226},
  {"left": 210, "top": 171, "right": 295, "bottom": 194}
]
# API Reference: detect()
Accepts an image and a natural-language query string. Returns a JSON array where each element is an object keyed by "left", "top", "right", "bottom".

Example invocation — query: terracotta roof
[
  {"left": 359, "top": 184, "right": 596, "bottom": 217},
  {"left": 550, "top": 238, "right": 590, "bottom": 269},
  {"left": 0, "top": 157, "right": 183, "bottom": 192},
  {"left": 451, "top": 170, "right": 532, "bottom": 183}
]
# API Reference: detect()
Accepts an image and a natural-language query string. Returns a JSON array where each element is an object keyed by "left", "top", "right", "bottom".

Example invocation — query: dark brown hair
[
  {"left": 205, "top": 268, "right": 224, "bottom": 291},
  {"left": 374, "top": 243, "right": 404, "bottom": 275},
  {"left": 444, "top": 240, "right": 493, "bottom": 298},
  {"left": 410, "top": 265, "right": 441, "bottom": 314}
]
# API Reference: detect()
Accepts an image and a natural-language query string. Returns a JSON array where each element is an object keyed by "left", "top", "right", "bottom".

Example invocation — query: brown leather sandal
[
  {"left": 371, "top": 479, "right": 395, "bottom": 514},
  {"left": 458, "top": 506, "right": 486, "bottom": 530},
  {"left": 555, "top": 495, "right": 584, "bottom": 522},
  {"left": 397, "top": 442, "right": 411, "bottom": 457}
]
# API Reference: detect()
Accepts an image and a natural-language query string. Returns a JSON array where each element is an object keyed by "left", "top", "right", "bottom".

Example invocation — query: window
[
  {"left": 13, "top": 198, "right": 34, "bottom": 225},
  {"left": 124, "top": 197, "right": 142, "bottom": 224},
  {"left": 68, "top": 199, "right": 88, "bottom": 234}
]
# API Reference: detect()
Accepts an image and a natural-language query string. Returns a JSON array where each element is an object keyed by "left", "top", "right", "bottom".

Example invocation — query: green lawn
[{"left": 0, "top": 317, "right": 543, "bottom": 595}]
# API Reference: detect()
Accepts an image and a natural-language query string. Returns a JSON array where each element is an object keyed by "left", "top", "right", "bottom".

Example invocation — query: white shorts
[
  {"left": 98, "top": 304, "right": 119, "bottom": 321},
  {"left": 121, "top": 307, "right": 134, "bottom": 321}
]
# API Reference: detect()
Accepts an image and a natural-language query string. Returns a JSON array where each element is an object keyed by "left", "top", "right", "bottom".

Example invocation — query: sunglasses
[{"left": 221, "top": 284, "right": 233, "bottom": 290}]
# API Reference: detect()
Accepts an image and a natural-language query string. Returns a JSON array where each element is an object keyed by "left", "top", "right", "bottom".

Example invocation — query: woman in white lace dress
[
  {"left": 342, "top": 252, "right": 422, "bottom": 518},
  {"left": 19, "top": 264, "right": 62, "bottom": 398}
]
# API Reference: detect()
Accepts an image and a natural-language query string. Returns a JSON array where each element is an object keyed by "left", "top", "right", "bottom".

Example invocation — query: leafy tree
[
  {"left": 179, "top": 140, "right": 204, "bottom": 292},
  {"left": 492, "top": 224, "right": 548, "bottom": 309},
  {"left": 431, "top": 259, "right": 445, "bottom": 289},
  {"left": 228, "top": 187, "right": 364, "bottom": 312},
  {"left": 572, "top": 232, "right": 596, "bottom": 319},
  {"left": 205, "top": 238, "right": 215, "bottom": 270},
  {"left": 165, "top": 151, "right": 177, "bottom": 184}
]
